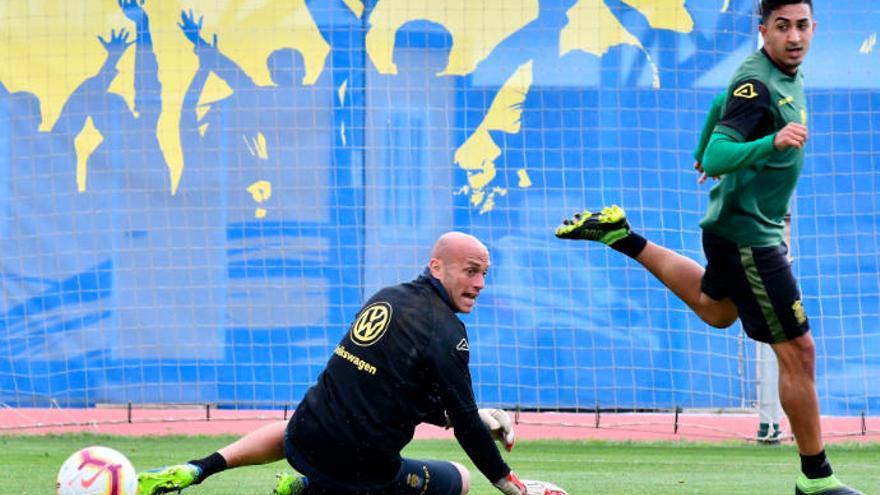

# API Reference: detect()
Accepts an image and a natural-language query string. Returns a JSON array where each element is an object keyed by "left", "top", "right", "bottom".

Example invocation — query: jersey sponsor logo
[
  {"left": 777, "top": 95, "right": 794, "bottom": 106},
  {"left": 334, "top": 345, "right": 378, "bottom": 375},
  {"left": 456, "top": 338, "right": 470, "bottom": 352},
  {"left": 733, "top": 82, "right": 758, "bottom": 99},
  {"left": 350, "top": 301, "right": 392, "bottom": 347},
  {"left": 792, "top": 299, "right": 807, "bottom": 325}
]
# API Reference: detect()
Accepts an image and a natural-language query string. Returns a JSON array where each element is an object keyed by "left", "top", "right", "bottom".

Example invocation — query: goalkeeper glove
[
  {"left": 493, "top": 472, "right": 527, "bottom": 495},
  {"left": 478, "top": 408, "right": 515, "bottom": 451},
  {"left": 522, "top": 479, "right": 569, "bottom": 495}
]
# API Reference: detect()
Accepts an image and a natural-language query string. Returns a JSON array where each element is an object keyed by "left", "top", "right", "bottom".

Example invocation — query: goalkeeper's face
[{"left": 430, "top": 235, "right": 490, "bottom": 314}]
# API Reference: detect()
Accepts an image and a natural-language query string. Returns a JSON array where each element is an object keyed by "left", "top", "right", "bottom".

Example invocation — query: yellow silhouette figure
[
  {"left": 247, "top": 180, "right": 272, "bottom": 219},
  {"left": 454, "top": 61, "right": 532, "bottom": 213},
  {"left": 448, "top": 0, "right": 576, "bottom": 213},
  {"left": 152, "top": 0, "right": 329, "bottom": 194}
]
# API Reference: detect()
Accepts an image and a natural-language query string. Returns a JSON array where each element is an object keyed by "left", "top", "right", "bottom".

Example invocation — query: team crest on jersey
[
  {"left": 405, "top": 466, "right": 428, "bottom": 489},
  {"left": 350, "top": 302, "right": 392, "bottom": 347},
  {"left": 733, "top": 82, "right": 758, "bottom": 99},
  {"left": 405, "top": 473, "right": 422, "bottom": 488}
]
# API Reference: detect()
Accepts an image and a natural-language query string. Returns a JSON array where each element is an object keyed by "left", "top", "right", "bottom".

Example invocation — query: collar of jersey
[
  {"left": 419, "top": 267, "right": 456, "bottom": 312},
  {"left": 760, "top": 47, "right": 799, "bottom": 78}
]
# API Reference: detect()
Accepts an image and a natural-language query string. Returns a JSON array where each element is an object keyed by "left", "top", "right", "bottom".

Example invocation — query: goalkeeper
[
  {"left": 138, "top": 232, "right": 536, "bottom": 495},
  {"left": 555, "top": 1, "right": 861, "bottom": 494}
]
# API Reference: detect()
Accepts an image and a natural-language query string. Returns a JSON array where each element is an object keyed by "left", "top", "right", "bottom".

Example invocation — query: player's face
[
  {"left": 433, "top": 249, "right": 490, "bottom": 314},
  {"left": 760, "top": 3, "right": 816, "bottom": 72}
]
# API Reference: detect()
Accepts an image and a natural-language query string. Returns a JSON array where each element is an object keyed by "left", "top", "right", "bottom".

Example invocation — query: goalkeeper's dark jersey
[{"left": 286, "top": 270, "right": 510, "bottom": 488}]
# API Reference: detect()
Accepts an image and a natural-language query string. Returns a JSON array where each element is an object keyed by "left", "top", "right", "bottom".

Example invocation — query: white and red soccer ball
[{"left": 56, "top": 446, "right": 137, "bottom": 495}]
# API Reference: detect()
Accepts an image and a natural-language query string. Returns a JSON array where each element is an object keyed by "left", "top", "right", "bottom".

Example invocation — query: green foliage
[{"left": 2, "top": 434, "right": 878, "bottom": 495}]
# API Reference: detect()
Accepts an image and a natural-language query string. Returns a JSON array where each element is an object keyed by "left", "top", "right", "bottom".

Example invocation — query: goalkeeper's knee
[{"left": 451, "top": 462, "right": 471, "bottom": 494}]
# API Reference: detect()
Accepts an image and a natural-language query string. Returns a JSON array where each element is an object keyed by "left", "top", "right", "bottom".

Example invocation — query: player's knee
[
  {"left": 697, "top": 295, "right": 737, "bottom": 328},
  {"left": 790, "top": 333, "right": 816, "bottom": 372},
  {"left": 705, "top": 313, "right": 737, "bottom": 329},
  {"left": 451, "top": 461, "right": 471, "bottom": 495},
  {"left": 701, "top": 310, "right": 737, "bottom": 329},
  {"left": 774, "top": 333, "right": 816, "bottom": 376}
]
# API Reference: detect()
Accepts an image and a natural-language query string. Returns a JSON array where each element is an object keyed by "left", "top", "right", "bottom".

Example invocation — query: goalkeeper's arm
[
  {"left": 447, "top": 408, "right": 532, "bottom": 495},
  {"left": 448, "top": 408, "right": 513, "bottom": 485},
  {"left": 428, "top": 327, "right": 524, "bottom": 493}
]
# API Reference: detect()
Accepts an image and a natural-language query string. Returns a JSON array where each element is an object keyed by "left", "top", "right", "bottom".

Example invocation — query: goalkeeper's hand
[
  {"left": 493, "top": 472, "right": 527, "bottom": 495},
  {"left": 478, "top": 408, "right": 515, "bottom": 451}
]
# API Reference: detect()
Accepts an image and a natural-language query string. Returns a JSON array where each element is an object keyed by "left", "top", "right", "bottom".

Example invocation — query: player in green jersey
[{"left": 556, "top": 1, "right": 862, "bottom": 494}]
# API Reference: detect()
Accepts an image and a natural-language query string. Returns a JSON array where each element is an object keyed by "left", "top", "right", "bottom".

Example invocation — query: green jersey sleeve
[
  {"left": 693, "top": 93, "right": 726, "bottom": 162},
  {"left": 701, "top": 132, "right": 776, "bottom": 176}
]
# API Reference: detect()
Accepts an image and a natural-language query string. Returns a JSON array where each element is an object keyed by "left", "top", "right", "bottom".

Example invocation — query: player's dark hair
[{"left": 760, "top": 0, "right": 813, "bottom": 23}]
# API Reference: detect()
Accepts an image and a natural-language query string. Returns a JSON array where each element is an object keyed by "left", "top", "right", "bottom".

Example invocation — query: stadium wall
[{"left": 1, "top": 0, "right": 877, "bottom": 416}]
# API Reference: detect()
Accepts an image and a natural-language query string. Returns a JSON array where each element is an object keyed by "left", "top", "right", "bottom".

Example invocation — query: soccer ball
[{"left": 56, "top": 446, "right": 137, "bottom": 495}]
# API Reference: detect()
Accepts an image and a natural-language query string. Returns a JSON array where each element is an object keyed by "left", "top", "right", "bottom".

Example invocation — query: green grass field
[{"left": 3, "top": 434, "right": 878, "bottom": 494}]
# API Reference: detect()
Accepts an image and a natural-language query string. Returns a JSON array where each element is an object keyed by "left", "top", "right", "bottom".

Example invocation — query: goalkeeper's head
[{"left": 428, "top": 232, "right": 489, "bottom": 314}]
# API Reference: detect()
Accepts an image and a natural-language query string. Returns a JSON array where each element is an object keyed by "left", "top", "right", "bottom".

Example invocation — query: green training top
[{"left": 696, "top": 48, "right": 807, "bottom": 247}]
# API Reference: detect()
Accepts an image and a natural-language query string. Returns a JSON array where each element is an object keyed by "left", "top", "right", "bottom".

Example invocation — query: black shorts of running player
[
  {"left": 700, "top": 230, "right": 810, "bottom": 344},
  {"left": 283, "top": 432, "right": 462, "bottom": 495}
]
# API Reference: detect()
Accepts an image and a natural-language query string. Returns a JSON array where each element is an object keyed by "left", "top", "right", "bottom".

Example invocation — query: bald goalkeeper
[{"left": 137, "top": 232, "right": 545, "bottom": 495}]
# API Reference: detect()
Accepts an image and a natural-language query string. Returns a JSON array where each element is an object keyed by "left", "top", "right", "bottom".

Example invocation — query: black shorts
[
  {"left": 701, "top": 230, "right": 810, "bottom": 344},
  {"left": 284, "top": 430, "right": 462, "bottom": 495}
]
